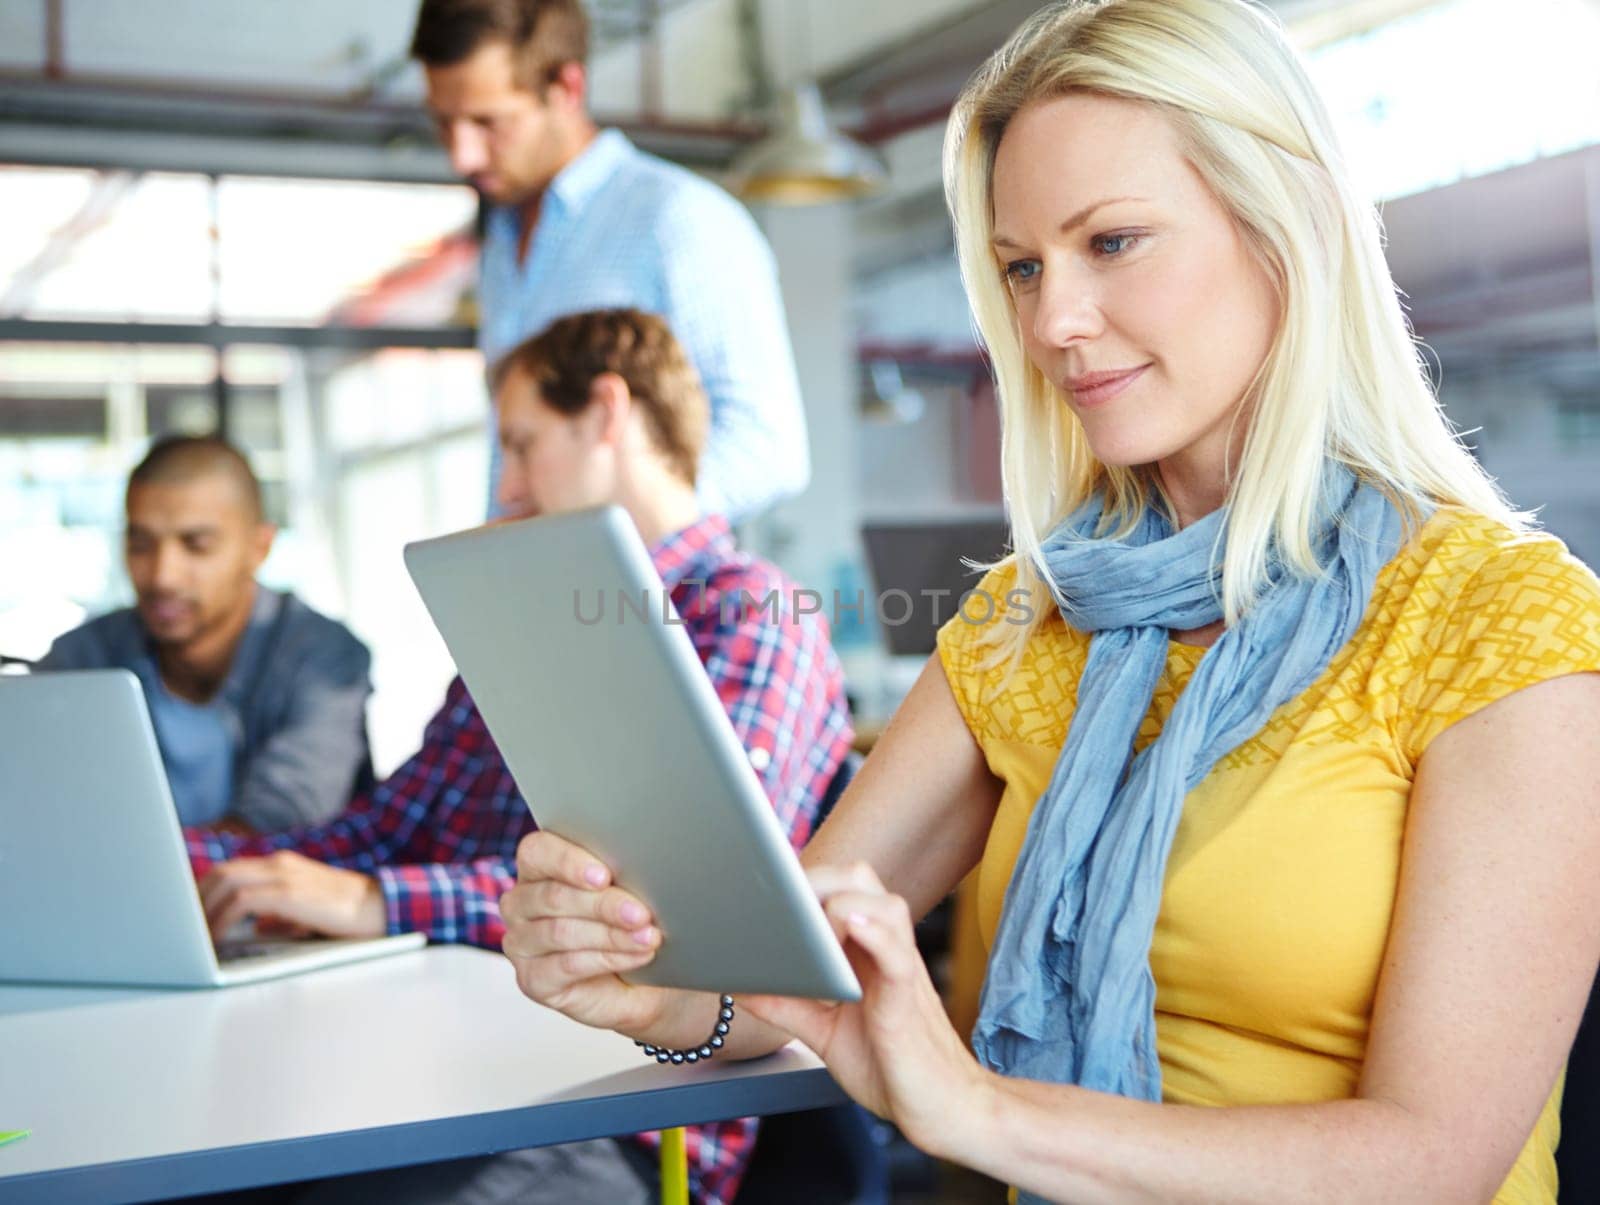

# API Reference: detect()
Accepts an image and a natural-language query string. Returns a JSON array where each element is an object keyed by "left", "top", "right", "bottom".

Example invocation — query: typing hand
[
  {"left": 738, "top": 862, "right": 989, "bottom": 1153},
  {"left": 198, "top": 851, "right": 387, "bottom": 942},
  {"left": 500, "top": 830, "right": 672, "bottom": 1034}
]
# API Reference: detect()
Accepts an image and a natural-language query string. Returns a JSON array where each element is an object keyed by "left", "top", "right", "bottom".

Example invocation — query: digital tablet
[{"left": 404, "top": 506, "right": 862, "bottom": 1001}]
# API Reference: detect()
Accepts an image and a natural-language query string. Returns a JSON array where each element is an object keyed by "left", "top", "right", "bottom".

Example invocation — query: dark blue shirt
[{"left": 38, "top": 587, "right": 373, "bottom": 831}]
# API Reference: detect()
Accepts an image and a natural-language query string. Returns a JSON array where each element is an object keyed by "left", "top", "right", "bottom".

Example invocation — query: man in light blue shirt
[{"left": 412, "top": 0, "right": 810, "bottom": 521}]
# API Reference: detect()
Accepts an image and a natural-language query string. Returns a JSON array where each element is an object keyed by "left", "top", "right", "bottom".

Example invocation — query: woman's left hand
[{"left": 740, "top": 862, "right": 992, "bottom": 1153}]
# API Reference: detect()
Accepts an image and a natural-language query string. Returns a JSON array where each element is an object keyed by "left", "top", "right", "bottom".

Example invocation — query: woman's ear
[{"left": 586, "top": 372, "right": 633, "bottom": 448}]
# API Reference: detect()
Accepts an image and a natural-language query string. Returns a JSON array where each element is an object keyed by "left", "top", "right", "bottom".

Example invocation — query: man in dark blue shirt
[{"left": 39, "top": 436, "right": 373, "bottom": 832}]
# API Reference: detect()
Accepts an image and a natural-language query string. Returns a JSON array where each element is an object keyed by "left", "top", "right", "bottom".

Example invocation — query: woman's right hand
[{"left": 499, "top": 829, "right": 674, "bottom": 1035}]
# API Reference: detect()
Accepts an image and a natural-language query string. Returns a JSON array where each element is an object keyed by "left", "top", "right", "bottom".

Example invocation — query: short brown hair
[
  {"left": 128, "top": 435, "right": 264, "bottom": 522},
  {"left": 495, "top": 309, "right": 709, "bottom": 486},
  {"left": 410, "top": 0, "right": 588, "bottom": 92}
]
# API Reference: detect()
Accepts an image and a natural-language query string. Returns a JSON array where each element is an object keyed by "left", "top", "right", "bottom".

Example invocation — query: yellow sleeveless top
[{"left": 936, "top": 508, "right": 1600, "bottom": 1203}]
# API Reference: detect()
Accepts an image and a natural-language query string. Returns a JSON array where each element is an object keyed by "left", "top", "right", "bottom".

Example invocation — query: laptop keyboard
[{"left": 216, "top": 939, "right": 305, "bottom": 963}]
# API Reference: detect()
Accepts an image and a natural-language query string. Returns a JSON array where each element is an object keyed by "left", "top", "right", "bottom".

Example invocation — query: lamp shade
[{"left": 732, "top": 83, "right": 887, "bottom": 204}]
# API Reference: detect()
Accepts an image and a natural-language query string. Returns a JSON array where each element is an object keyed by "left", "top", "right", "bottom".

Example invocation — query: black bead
[{"left": 644, "top": 993, "right": 736, "bottom": 1066}]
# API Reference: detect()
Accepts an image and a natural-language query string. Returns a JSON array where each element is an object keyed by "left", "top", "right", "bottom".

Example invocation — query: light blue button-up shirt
[{"left": 479, "top": 129, "right": 810, "bottom": 520}]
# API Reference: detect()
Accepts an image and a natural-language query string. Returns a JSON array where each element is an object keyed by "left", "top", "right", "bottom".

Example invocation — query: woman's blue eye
[
  {"left": 1093, "top": 232, "right": 1140, "bottom": 256},
  {"left": 1003, "top": 259, "right": 1041, "bottom": 285}
]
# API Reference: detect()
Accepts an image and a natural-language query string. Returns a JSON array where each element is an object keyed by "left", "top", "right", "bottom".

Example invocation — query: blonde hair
[{"left": 944, "top": 0, "right": 1521, "bottom": 662}]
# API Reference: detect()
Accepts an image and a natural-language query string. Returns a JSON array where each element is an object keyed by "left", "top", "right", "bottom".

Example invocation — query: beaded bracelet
[{"left": 635, "top": 995, "right": 735, "bottom": 1064}]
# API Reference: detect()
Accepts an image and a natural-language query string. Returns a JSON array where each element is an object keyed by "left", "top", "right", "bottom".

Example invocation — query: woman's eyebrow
[{"left": 991, "top": 196, "right": 1148, "bottom": 249}]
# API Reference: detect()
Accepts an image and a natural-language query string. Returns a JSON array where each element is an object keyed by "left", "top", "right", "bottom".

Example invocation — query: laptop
[
  {"left": 861, "top": 515, "right": 1011, "bottom": 656},
  {"left": 0, "top": 670, "right": 424, "bottom": 988},
  {"left": 404, "top": 506, "right": 861, "bottom": 1001}
]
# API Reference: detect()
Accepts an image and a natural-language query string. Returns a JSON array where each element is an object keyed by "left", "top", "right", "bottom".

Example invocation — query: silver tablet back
[{"left": 404, "top": 507, "right": 860, "bottom": 1001}]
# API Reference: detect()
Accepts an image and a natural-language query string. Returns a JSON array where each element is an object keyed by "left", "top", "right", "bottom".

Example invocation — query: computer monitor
[{"left": 860, "top": 515, "right": 1011, "bottom": 657}]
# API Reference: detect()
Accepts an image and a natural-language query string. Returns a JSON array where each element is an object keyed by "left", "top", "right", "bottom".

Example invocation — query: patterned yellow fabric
[{"left": 937, "top": 508, "right": 1600, "bottom": 1204}]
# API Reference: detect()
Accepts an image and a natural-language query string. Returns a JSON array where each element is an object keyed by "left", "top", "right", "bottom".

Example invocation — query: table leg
[{"left": 660, "top": 1125, "right": 689, "bottom": 1205}]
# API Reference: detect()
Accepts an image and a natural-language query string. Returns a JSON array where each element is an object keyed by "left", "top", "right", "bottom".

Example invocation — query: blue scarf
[{"left": 971, "top": 466, "right": 1405, "bottom": 1159}]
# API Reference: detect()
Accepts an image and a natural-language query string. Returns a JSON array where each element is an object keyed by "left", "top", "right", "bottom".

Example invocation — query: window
[{"left": 1307, "top": 0, "right": 1600, "bottom": 200}]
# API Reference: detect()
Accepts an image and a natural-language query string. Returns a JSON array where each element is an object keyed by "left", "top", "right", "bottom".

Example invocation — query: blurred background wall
[{"left": 2, "top": 0, "right": 1598, "bottom": 771}]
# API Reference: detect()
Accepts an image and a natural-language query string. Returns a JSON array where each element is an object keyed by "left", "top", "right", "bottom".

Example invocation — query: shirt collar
[
  {"left": 217, "top": 585, "right": 282, "bottom": 703},
  {"left": 546, "top": 128, "right": 634, "bottom": 214},
  {"left": 649, "top": 513, "right": 734, "bottom": 589}
]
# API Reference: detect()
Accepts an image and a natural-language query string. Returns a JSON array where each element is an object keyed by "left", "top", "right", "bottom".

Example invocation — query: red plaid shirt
[{"left": 185, "top": 514, "right": 853, "bottom": 1205}]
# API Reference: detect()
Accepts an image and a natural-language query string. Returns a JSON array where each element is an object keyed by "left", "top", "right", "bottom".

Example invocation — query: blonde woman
[{"left": 499, "top": 1, "right": 1600, "bottom": 1200}]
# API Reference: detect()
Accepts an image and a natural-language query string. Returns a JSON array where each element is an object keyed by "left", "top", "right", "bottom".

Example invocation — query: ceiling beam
[
  {"left": 0, "top": 69, "right": 763, "bottom": 176},
  {"left": 0, "top": 318, "right": 475, "bottom": 351}
]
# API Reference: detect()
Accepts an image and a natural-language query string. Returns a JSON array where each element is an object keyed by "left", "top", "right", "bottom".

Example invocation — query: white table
[{"left": 0, "top": 945, "right": 843, "bottom": 1203}]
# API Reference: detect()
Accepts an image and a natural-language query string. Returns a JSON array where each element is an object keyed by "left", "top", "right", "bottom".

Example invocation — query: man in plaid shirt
[{"left": 189, "top": 309, "right": 852, "bottom": 1205}]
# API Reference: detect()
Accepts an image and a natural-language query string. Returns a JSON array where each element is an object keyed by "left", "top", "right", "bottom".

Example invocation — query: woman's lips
[{"left": 1066, "top": 364, "right": 1149, "bottom": 409}]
